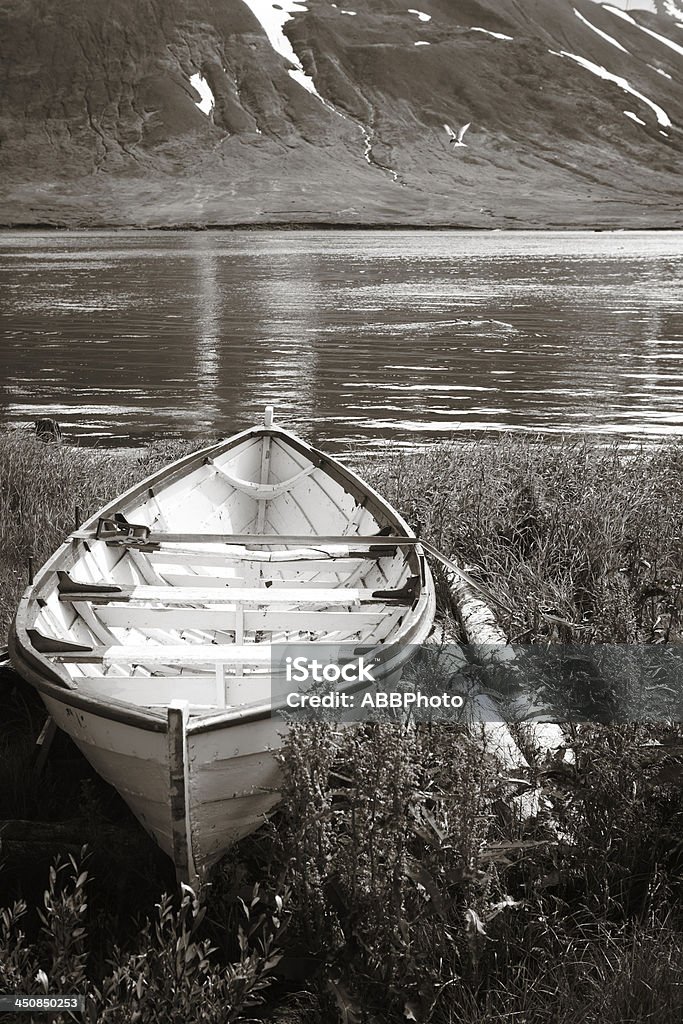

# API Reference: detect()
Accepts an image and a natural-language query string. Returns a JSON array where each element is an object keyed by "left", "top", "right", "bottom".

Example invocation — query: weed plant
[
  {"left": 0, "top": 853, "right": 287, "bottom": 1023},
  {"left": 275, "top": 720, "right": 683, "bottom": 1023}
]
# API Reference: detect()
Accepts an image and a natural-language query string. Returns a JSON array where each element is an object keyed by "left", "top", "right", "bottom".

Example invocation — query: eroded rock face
[{"left": 0, "top": 0, "right": 681, "bottom": 226}]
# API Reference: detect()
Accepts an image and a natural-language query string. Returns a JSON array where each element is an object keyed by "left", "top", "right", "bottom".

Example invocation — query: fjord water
[{"left": 1, "top": 230, "right": 681, "bottom": 454}]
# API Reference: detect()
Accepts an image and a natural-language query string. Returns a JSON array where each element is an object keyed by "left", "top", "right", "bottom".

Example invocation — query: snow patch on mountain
[
  {"left": 663, "top": 0, "right": 683, "bottom": 23},
  {"left": 239, "top": 0, "right": 390, "bottom": 175},
  {"left": 239, "top": 1, "right": 324, "bottom": 100},
  {"left": 470, "top": 27, "right": 513, "bottom": 40},
  {"left": 242, "top": 1, "right": 405, "bottom": 178},
  {"left": 408, "top": 9, "right": 431, "bottom": 21},
  {"left": 604, "top": 4, "right": 683, "bottom": 56},
  {"left": 414, "top": 40, "right": 430, "bottom": 45},
  {"left": 574, "top": 9, "right": 628, "bottom": 52},
  {"left": 624, "top": 110, "right": 646, "bottom": 125},
  {"left": 550, "top": 49, "right": 672, "bottom": 127},
  {"left": 650, "top": 65, "right": 673, "bottom": 78},
  {"left": 190, "top": 73, "right": 215, "bottom": 115},
  {"left": 240, "top": 0, "right": 306, "bottom": 64}
]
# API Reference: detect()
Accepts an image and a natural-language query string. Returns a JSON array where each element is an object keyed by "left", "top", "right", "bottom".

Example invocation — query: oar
[{"left": 419, "top": 540, "right": 513, "bottom": 618}]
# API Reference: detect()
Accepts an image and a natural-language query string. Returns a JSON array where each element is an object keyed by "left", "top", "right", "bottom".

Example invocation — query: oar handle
[{"left": 420, "top": 540, "right": 513, "bottom": 617}]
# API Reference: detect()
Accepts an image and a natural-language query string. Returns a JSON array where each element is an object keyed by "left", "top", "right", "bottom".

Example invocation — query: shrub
[{"left": 0, "top": 851, "right": 288, "bottom": 1024}]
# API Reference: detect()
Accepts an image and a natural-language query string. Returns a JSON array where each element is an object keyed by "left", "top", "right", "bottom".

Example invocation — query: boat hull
[{"left": 10, "top": 415, "right": 436, "bottom": 880}]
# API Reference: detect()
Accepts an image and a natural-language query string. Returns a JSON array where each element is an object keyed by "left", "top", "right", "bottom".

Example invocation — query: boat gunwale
[{"left": 11, "top": 422, "right": 435, "bottom": 734}]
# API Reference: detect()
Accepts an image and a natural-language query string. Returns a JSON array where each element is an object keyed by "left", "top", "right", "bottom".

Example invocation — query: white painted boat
[{"left": 10, "top": 409, "right": 436, "bottom": 881}]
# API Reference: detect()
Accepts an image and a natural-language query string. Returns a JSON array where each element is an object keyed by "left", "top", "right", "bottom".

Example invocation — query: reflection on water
[{"left": 1, "top": 230, "right": 681, "bottom": 454}]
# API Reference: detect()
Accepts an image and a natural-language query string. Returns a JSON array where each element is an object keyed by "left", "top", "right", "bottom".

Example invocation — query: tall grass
[
  {"left": 362, "top": 437, "right": 683, "bottom": 643},
  {"left": 0, "top": 432, "right": 200, "bottom": 638}
]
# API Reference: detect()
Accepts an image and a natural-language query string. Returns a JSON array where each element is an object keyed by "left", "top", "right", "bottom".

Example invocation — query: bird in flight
[{"left": 444, "top": 122, "right": 471, "bottom": 147}]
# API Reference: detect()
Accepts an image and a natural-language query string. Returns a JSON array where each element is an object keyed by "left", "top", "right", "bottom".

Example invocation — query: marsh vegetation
[{"left": 1, "top": 432, "right": 682, "bottom": 1022}]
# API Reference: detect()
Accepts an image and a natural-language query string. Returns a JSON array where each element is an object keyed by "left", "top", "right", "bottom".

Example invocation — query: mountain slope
[{"left": 0, "top": 0, "right": 681, "bottom": 227}]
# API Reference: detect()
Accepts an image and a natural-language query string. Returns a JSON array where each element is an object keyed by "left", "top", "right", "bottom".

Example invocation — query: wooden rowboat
[{"left": 10, "top": 409, "right": 436, "bottom": 882}]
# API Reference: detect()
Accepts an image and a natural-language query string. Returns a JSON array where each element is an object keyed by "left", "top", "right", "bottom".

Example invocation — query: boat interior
[{"left": 25, "top": 429, "right": 426, "bottom": 715}]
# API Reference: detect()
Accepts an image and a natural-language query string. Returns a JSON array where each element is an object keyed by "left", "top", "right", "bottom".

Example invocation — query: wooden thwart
[
  {"left": 55, "top": 643, "right": 360, "bottom": 665},
  {"left": 95, "top": 606, "right": 381, "bottom": 632}
]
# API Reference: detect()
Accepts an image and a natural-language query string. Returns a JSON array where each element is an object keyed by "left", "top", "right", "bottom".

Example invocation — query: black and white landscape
[{"left": 1, "top": 0, "right": 682, "bottom": 227}]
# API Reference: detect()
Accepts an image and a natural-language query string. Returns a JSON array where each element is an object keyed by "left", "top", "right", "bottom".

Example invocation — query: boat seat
[
  {"left": 57, "top": 572, "right": 413, "bottom": 606},
  {"left": 53, "top": 643, "right": 370, "bottom": 665},
  {"left": 95, "top": 607, "right": 381, "bottom": 632},
  {"left": 59, "top": 583, "right": 392, "bottom": 605}
]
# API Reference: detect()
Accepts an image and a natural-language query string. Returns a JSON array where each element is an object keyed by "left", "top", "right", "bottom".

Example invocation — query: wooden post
[
  {"left": 34, "top": 418, "right": 62, "bottom": 443},
  {"left": 32, "top": 717, "right": 58, "bottom": 777},
  {"left": 167, "top": 700, "right": 198, "bottom": 887}
]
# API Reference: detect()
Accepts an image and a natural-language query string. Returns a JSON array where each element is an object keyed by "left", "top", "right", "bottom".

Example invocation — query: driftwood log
[
  {"left": 442, "top": 563, "right": 570, "bottom": 767},
  {"left": 446, "top": 569, "right": 517, "bottom": 662}
]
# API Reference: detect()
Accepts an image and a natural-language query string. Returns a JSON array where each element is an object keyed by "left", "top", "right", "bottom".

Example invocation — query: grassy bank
[
  {"left": 2, "top": 431, "right": 682, "bottom": 643},
  {"left": 0, "top": 433, "right": 209, "bottom": 640},
  {"left": 360, "top": 436, "right": 683, "bottom": 645},
  {"left": 1, "top": 431, "right": 682, "bottom": 1022}
]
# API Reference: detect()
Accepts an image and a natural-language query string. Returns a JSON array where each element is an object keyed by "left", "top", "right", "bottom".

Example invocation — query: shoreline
[{"left": 2, "top": 222, "right": 682, "bottom": 232}]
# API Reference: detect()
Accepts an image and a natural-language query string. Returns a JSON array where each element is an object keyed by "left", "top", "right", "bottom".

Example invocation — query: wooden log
[
  {"left": 441, "top": 558, "right": 569, "bottom": 764},
  {"left": 34, "top": 418, "right": 62, "bottom": 443},
  {"left": 0, "top": 819, "right": 91, "bottom": 845},
  {"left": 0, "top": 819, "right": 163, "bottom": 878},
  {"left": 0, "top": 818, "right": 145, "bottom": 854},
  {"left": 447, "top": 569, "right": 516, "bottom": 663},
  {"left": 425, "top": 625, "right": 540, "bottom": 820}
]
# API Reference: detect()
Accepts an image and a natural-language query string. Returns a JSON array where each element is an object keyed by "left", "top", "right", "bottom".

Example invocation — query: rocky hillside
[{"left": 0, "top": 0, "right": 681, "bottom": 227}]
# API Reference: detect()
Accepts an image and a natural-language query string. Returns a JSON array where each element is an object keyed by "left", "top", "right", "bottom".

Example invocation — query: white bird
[{"left": 444, "top": 122, "right": 471, "bottom": 147}]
